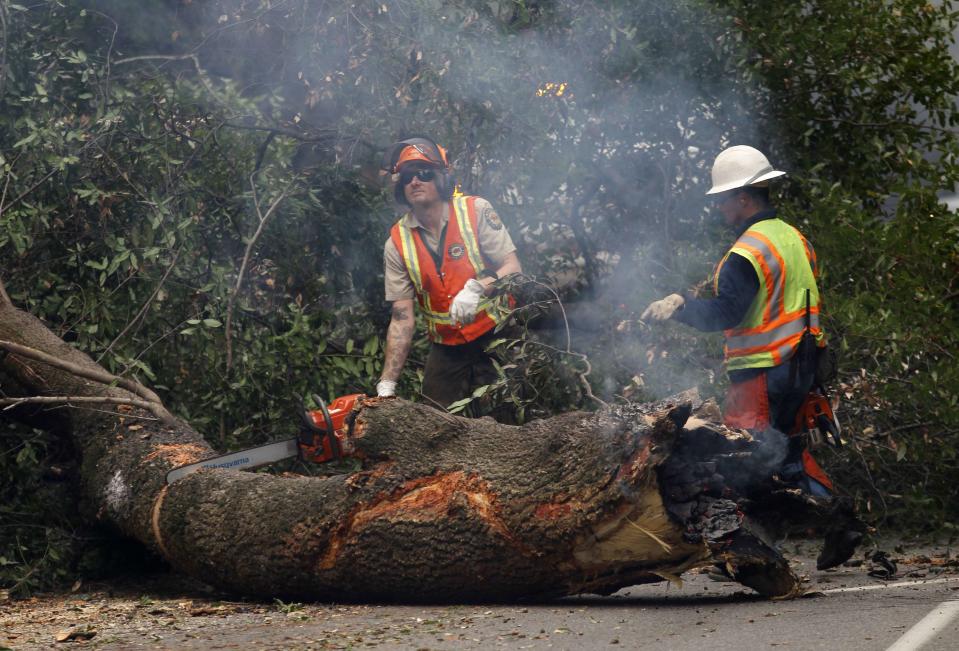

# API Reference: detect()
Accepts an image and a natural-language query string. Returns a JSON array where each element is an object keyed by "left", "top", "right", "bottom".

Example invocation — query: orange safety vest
[
  {"left": 715, "top": 218, "right": 826, "bottom": 371},
  {"left": 390, "top": 195, "right": 510, "bottom": 345}
]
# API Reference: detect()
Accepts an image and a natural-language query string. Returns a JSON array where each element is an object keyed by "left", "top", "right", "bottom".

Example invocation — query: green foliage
[
  {"left": 0, "top": 422, "right": 83, "bottom": 597},
  {"left": 2, "top": 0, "right": 959, "bottom": 592}
]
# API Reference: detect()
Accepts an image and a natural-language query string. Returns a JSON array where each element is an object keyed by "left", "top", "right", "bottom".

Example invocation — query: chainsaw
[
  {"left": 795, "top": 389, "right": 844, "bottom": 448},
  {"left": 165, "top": 393, "right": 364, "bottom": 484}
]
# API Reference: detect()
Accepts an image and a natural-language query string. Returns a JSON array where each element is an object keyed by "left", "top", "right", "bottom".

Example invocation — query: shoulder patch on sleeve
[{"left": 479, "top": 200, "right": 504, "bottom": 230}]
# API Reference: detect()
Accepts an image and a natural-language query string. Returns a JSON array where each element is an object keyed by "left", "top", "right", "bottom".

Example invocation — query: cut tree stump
[{"left": 0, "top": 289, "right": 858, "bottom": 601}]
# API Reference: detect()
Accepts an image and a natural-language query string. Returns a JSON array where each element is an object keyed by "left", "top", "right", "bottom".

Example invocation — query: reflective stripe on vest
[
  {"left": 394, "top": 214, "right": 437, "bottom": 339},
  {"left": 391, "top": 196, "right": 509, "bottom": 344},
  {"left": 716, "top": 219, "right": 825, "bottom": 370}
]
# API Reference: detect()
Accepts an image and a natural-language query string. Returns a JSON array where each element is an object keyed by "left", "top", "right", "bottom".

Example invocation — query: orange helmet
[{"left": 382, "top": 137, "right": 450, "bottom": 174}]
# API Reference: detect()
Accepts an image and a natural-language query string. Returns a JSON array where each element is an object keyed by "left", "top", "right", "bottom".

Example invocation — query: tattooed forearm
[
  {"left": 382, "top": 320, "right": 414, "bottom": 380},
  {"left": 380, "top": 301, "right": 415, "bottom": 382}
]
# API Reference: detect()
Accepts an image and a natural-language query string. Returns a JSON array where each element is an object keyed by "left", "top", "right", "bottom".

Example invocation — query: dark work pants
[
  {"left": 763, "top": 362, "right": 826, "bottom": 493},
  {"left": 764, "top": 361, "right": 815, "bottom": 435},
  {"left": 420, "top": 331, "right": 498, "bottom": 411}
]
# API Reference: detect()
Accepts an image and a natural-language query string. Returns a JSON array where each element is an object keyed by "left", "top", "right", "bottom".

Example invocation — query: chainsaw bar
[{"left": 165, "top": 438, "right": 299, "bottom": 484}]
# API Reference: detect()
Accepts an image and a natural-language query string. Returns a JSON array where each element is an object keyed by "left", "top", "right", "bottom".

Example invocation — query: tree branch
[
  {"left": 224, "top": 121, "right": 338, "bottom": 143},
  {"left": 224, "top": 174, "right": 299, "bottom": 373},
  {"left": 111, "top": 53, "right": 201, "bottom": 66},
  {"left": 97, "top": 246, "right": 183, "bottom": 364},
  {"left": 0, "top": 396, "right": 162, "bottom": 416},
  {"left": 0, "top": 340, "right": 174, "bottom": 424},
  {"left": 0, "top": 1, "right": 8, "bottom": 100}
]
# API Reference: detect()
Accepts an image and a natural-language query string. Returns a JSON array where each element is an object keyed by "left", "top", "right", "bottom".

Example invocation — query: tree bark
[{"left": 1, "top": 288, "right": 855, "bottom": 601}]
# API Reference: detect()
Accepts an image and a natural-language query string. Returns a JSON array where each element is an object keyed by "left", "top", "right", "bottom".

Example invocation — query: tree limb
[
  {"left": 1, "top": 288, "right": 860, "bottom": 600},
  {"left": 0, "top": 339, "right": 174, "bottom": 424},
  {"left": 0, "top": 396, "right": 162, "bottom": 416},
  {"left": 0, "top": 1, "right": 8, "bottom": 100},
  {"left": 224, "top": 121, "right": 338, "bottom": 143},
  {"left": 111, "top": 53, "right": 202, "bottom": 67}
]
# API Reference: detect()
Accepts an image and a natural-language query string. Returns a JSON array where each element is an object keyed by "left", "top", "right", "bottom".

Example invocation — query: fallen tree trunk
[{"left": 0, "top": 289, "right": 856, "bottom": 601}]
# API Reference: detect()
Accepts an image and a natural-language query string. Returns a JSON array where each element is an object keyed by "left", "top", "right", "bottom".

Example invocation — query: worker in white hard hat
[{"left": 641, "top": 144, "right": 862, "bottom": 570}]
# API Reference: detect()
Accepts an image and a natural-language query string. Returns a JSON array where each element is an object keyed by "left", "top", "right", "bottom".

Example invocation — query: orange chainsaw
[
  {"left": 165, "top": 393, "right": 364, "bottom": 484},
  {"left": 795, "top": 390, "right": 844, "bottom": 448}
]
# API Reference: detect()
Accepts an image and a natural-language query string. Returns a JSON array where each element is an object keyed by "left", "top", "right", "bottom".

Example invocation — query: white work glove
[
  {"left": 449, "top": 279, "right": 486, "bottom": 325},
  {"left": 641, "top": 294, "right": 685, "bottom": 321},
  {"left": 376, "top": 379, "right": 397, "bottom": 397}
]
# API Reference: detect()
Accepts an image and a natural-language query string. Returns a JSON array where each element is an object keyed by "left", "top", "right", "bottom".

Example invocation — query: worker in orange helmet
[
  {"left": 375, "top": 136, "right": 522, "bottom": 411},
  {"left": 642, "top": 145, "right": 863, "bottom": 570}
]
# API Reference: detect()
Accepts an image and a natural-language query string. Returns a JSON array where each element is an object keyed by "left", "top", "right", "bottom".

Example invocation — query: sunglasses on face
[{"left": 399, "top": 168, "right": 437, "bottom": 185}]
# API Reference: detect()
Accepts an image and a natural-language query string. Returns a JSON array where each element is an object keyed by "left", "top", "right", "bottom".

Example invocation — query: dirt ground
[{"left": 2, "top": 537, "right": 956, "bottom": 650}]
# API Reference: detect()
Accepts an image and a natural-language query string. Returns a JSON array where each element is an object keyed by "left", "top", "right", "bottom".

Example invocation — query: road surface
[{"left": 2, "top": 539, "right": 957, "bottom": 650}]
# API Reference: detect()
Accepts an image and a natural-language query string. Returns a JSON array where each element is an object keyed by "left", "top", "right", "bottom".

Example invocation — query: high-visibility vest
[
  {"left": 390, "top": 195, "right": 510, "bottom": 345},
  {"left": 715, "top": 218, "right": 826, "bottom": 371}
]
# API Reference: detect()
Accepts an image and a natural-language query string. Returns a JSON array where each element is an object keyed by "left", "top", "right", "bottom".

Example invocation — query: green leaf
[
  {"left": 16, "top": 444, "right": 35, "bottom": 465},
  {"left": 84, "top": 259, "right": 107, "bottom": 270},
  {"left": 12, "top": 132, "right": 38, "bottom": 148},
  {"left": 446, "top": 396, "right": 472, "bottom": 413}
]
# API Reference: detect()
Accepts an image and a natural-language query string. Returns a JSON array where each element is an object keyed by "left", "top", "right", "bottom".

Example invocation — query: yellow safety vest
[{"left": 715, "top": 218, "right": 825, "bottom": 370}]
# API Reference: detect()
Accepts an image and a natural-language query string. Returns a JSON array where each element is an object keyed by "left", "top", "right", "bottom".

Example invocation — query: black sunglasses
[{"left": 399, "top": 168, "right": 437, "bottom": 185}]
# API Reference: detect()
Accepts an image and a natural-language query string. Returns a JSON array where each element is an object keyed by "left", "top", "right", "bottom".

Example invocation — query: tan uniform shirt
[{"left": 383, "top": 197, "right": 516, "bottom": 302}]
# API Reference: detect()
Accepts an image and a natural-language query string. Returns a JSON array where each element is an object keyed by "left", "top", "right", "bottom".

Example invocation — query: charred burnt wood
[
  {"left": 0, "top": 287, "right": 858, "bottom": 601},
  {"left": 658, "top": 404, "right": 864, "bottom": 583}
]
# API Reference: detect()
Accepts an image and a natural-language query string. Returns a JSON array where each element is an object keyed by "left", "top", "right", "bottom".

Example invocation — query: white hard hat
[{"left": 706, "top": 145, "right": 786, "bottom": 195}]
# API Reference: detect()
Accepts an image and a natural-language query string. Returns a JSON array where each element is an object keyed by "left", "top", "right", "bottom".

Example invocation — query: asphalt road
[
  {"left": 4, "top": 541, "right": 958, "bottom": 650},
  {"left": 186, "top": 557, "right": 959, "bottom": 651}
]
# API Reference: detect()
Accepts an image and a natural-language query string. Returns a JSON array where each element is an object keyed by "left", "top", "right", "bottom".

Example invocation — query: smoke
[
  {"left": 65, "top": 0, "right": 774, "bottom": 406},
  {"left": 416, "top": 3, "right": 759, "bottom": 404},
  {"left": 379, "top": 1, "right": 767, "bottom": 403},
  {"left": 747, "top": 427, "right": 791, "bottom": 478}
]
